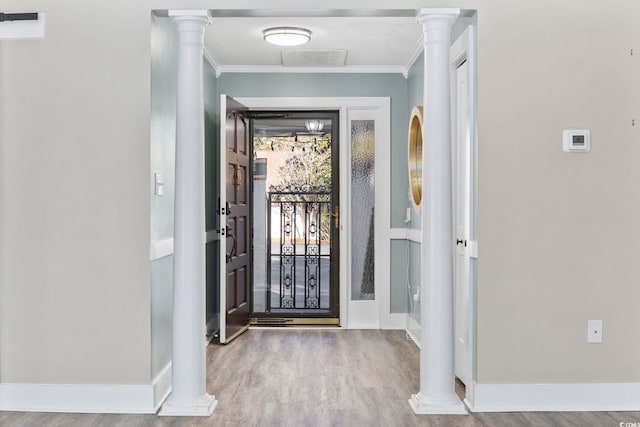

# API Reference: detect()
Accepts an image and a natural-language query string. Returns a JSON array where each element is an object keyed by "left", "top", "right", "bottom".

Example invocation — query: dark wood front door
[{"left": 219, "top": 95, "right": 251, "bottom": 343}]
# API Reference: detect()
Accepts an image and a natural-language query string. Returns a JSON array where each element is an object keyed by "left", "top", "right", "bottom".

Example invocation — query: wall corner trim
[
  {"left": 150, "top": 238, "right": 174, "bottom": 260},
  {"left": 466, "top": 382, "right": 640, "bottom": 412},
  {"left": 0, "top": 381, "right": 160, "bottom": 414}
]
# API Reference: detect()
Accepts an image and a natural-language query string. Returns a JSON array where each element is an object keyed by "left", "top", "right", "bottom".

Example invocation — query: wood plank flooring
[{"left": 2, "top": 329, "right": 639, "bottom": 426}]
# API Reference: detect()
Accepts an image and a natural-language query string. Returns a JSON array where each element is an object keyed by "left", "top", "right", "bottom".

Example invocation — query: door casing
[
  {"left": 249, "top": 110, "right": 341, "bottom": 320},
  {"left": 450, "top": 25, "right": 478, "bottom": 390},
  {"left": 236, "top": 97, "right": 395, "bottom": 329}
]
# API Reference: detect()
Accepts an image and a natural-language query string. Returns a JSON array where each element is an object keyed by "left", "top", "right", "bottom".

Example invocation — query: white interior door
[{"left": 453, "top": 58, "right": 472, "bottom": 385}]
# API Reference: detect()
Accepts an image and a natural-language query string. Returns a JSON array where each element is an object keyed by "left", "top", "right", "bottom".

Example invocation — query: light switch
[
  {"left": 587, "top": 319, "right": 603, "bottom": 343},
  {"left": 155, "top": 173, "right": 165, "bottom": 196}
]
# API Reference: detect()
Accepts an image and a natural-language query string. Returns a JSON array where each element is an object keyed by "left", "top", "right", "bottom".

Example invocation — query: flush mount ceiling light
[{"left": 263, "top": 27, "right": 311, "bottom": 47}]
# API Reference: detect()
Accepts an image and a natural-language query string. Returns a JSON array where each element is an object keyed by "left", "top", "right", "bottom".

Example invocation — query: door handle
[
  {"left": 330, "top": 206, "right": 339, "bottom": 229},
  {"left": 226, "top": 227, "right": 237, "bottom": 263}
]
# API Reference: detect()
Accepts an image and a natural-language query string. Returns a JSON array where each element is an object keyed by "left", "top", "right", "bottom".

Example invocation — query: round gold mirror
[{"left": 408, "top": 106, "right": 423, "bottom": 212}]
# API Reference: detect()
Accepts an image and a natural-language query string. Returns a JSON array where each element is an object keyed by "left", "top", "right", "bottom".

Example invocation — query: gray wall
[
  {"left": 218, "top": 73, "right": 410, "bottom": 229},
  {"left": 204, "top": 56, "right": 220, "bottom": 336},
  {"left": 149, "top": 15, "right": 221, "bottom": 376},
  {"left": 218, "top": 73, "right": 411, "bottom": 313},
  {"left": 204, "top": 57, "right": 219, "bottom": 233},
  {"left": 150, "top": 15, "right": 177, "bottom": 243},
  {"left": 402, "top": 51, "right": 424, "bottom": 319},
  {"left": 149, "top": 14, "right": 177, "bottom": 380}
]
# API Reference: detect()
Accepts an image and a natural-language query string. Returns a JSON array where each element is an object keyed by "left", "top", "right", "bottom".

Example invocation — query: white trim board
[
  {"left": 150, "top": 232, "right": 217, "bottom": 260},
  {"left": 405, "top": 315, "right": 421, "bottom": 349},
  {"left": 467, "top": 382, "right": 640, "bottom": 412},
  {"left": 389, "top": 227, "right": 421, "bottom": 243},
  {"left": 149, "top": 238, "right": 173, "bottom": 260},
  {"left": 0, "top": 363, "right": 171, "bottom": 414},
  {"left": 152, "top": 362, "right": 172, "bottom": 412}
]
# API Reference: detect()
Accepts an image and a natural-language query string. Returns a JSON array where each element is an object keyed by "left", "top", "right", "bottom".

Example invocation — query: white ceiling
[{"left": 204, "top": 14, "right": 423, "bottom": 76}]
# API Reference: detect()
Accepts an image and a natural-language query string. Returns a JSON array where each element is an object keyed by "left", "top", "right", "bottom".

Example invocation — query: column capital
[
  {"left": 169, "top": 9, "right": 211, "bottom": 25},
  {"left": 169, "top": 10, "right": 210, "bottom": 47},
  {"left": 168, "top": 9, "right": 211, "bottom": 18},
  {"left": 416, "top": 8, "right": 460, "bottom": 26}
]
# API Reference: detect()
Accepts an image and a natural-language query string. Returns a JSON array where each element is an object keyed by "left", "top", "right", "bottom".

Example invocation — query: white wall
[
  {"left": 475, "top": 0, "right": 640, "bottom": 383},
  {"left": 0, "top": 0, "right": 153, "bottom": 384}
]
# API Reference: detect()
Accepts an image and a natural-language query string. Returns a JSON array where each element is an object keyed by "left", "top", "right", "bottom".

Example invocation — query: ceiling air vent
[{"left": 281, "top": 50, "right": 348, "bottom": 67}]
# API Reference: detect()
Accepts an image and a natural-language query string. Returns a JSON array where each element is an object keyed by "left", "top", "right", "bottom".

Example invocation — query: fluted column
[
  {"left": 159, "top": 10, "right": 216, "bottom": 417},
  {"left": 409, "top": 8, "right": 467, "bottom": 415}
]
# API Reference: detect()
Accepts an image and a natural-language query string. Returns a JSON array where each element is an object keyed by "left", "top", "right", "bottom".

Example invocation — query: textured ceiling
[{"left": 204, "top": 15, "right": 422, "bottom": 74}]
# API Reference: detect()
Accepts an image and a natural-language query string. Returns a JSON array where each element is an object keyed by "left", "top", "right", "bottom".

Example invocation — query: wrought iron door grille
[{"left": 267, "top": 192, "right": 332, "bottom": 312}]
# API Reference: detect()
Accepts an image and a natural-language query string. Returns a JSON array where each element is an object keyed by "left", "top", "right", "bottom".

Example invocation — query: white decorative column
[
  {"left": 159, "top": 10, "right": 217, "bottom": 417},
  {"left": 409, "top": 8, "right": 467, "bottom": 415}
]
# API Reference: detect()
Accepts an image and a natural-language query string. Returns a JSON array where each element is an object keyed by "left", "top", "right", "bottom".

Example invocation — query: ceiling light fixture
[{"left": 263, "top": 27, "right": 311, "bottom": 47}]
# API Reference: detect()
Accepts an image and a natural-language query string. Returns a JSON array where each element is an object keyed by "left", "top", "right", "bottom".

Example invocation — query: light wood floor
[{"left": 2, "top": 329, "right": 638, "bottom": 426}]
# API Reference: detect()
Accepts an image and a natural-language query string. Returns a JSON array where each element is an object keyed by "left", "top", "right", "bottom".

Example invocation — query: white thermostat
[{"left": 563, "top": 129, "right": 590, "bottom": 152}]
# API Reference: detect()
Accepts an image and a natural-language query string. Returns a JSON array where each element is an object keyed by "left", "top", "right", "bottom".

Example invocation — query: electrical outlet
[{"left": 587, "top": 320, "right": 603, "bottom": 343}]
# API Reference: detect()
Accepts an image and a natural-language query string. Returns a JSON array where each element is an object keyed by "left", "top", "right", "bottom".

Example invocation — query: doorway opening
[{"left": 250, "top": 111, "right": 340, "bottom": 325}]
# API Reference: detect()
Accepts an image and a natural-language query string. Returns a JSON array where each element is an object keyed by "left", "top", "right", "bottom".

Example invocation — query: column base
[
  {"left": 158, "top": 392, "right": 217, "bottom": 417},
  {"left": 409, "top": 392, "right": 468, "bottom": 415}
]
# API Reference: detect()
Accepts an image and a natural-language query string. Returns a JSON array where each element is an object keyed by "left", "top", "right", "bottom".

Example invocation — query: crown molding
[
  {"left": 203, "top": 47, "right": 221, "bottom": 78},
  {"left": 217, "top": 64, "right": 408, "bottom": 77},
  {"left": 405, "top": 35, "right": 424, "bottom": 75}
]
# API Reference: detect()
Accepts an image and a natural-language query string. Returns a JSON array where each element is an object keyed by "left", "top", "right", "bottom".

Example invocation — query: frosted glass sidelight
[{"left": 351, "top": 120, "right": 375, "bottom": 300}]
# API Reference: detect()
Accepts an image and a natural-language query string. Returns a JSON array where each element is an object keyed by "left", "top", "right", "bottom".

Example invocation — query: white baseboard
[
  {"left": 405, "top": 316, "right": 421, "bottom": 349},
  {"left": 467, "top": 381, "right": 640, "bottom": 412},
  {"left": 150, "top": 231, "right": 217, "bottom": 260},
  {"left": 389, "top": 228, "right": 421, "bottom": 243},
  {"left": 381, "top": 313, "right": 408, "bottom": 330},
  {"left": 152, "top": 362, "right": 172, "bottom": 412},
  {"left": 0, "top": 378, "right": 164, "bottom": 414},
  {"left": 347, "top": 301, "right": 379, "bottom": 329}
]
